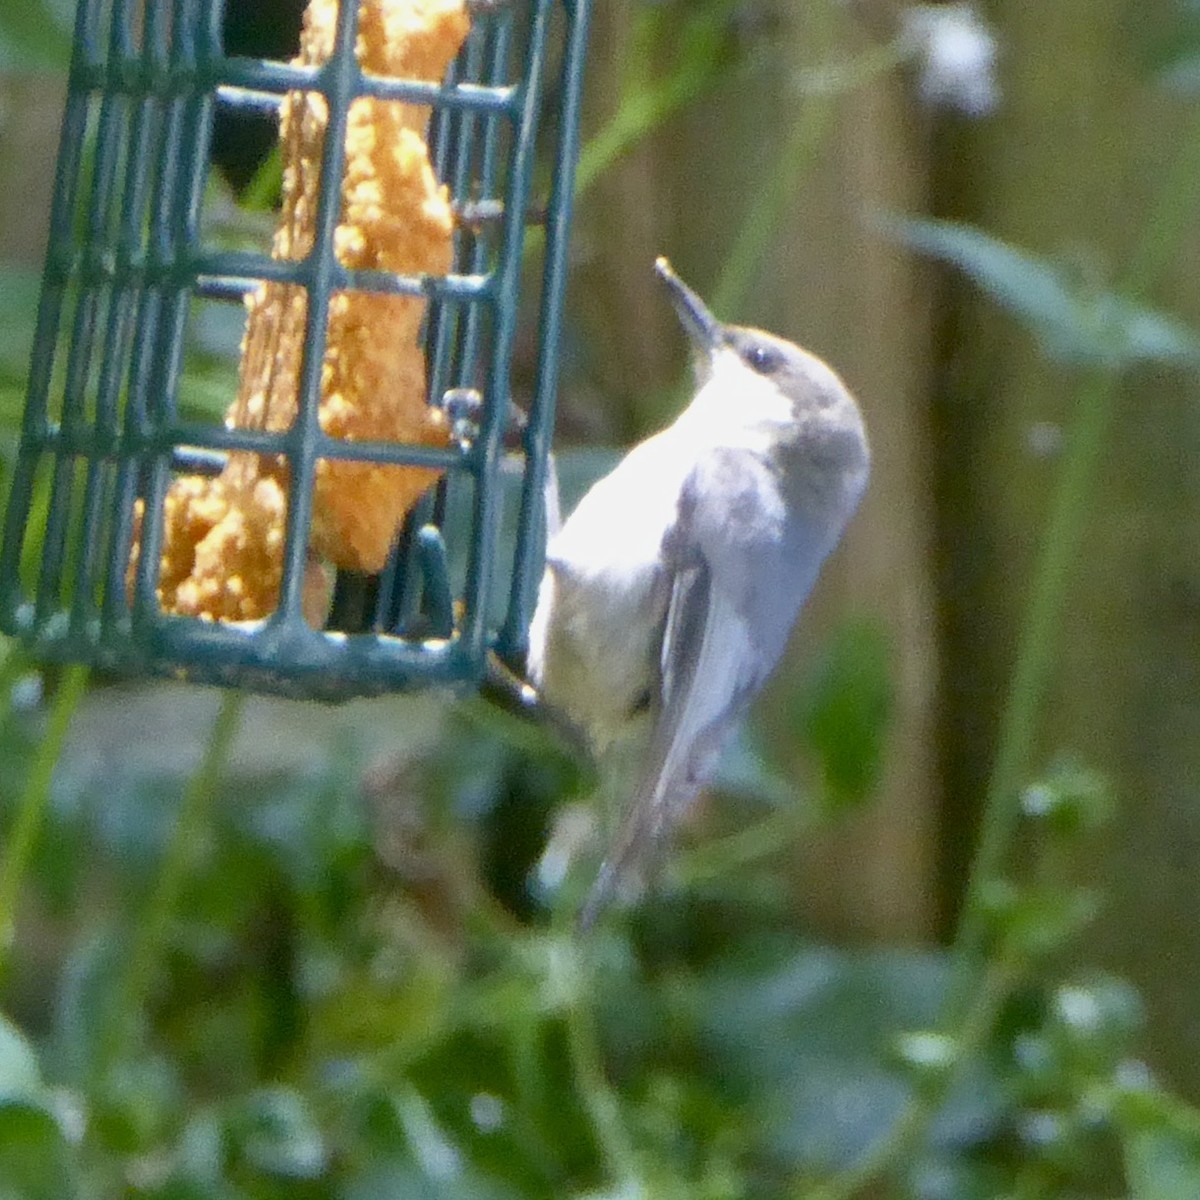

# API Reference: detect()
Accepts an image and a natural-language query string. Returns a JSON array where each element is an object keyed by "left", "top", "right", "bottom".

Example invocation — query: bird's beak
[{"left": 655, "top": 257, "right": 721, "bottom": 354}]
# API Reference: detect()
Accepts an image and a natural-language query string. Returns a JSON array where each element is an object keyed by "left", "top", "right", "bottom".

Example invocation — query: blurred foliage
[
  {"left": 573, "top": 0, "right": 750, "bottom": 199},
  {"left": 0, "top": 665, "right": 1198, "bottom": 1199},
  {"left": 883, "top": 217, "right": 1200, "bottom": 369},
  {"left": 1150, "top": 0, "right": 1200, "bottom": 91},
  {"left": 797, "top": 617, "right": 894, "bottom": 814},
  {"left": 0, "top": 269, "right": 40, "bottom": 472},
  {"left": 0, "top": 669, "right": 904, "bottom": 1200},
  {"left": 4, "top": 0, "right": 1200, "bottom": 1198},
  {"left": 0, "top": 1, "right": 72, "bottom": 74}
]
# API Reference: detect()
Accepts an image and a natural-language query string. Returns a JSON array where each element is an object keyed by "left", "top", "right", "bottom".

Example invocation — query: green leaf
[
  {"left": 798, "top": 617, "right": 894, "bottom": 813},
  {"left": 344, "top": 1159, "right": 519, "bottom": 1200},
  {"left": 681, "top": 944, "right": 1003, "bottom": 1172},
  {"left": 1124, "top": 1125, "right": 1200, "bottom": 1200},
  {"left": 240, "top": 148, "right": 284, "bottom": 212},
  {"left": 1161, "top": 51, "right": 1200, "bottom": 91},
  {"left": 339, "top": 1086, "right": 524, "bottom": 1200},
  {"left": 0, "top": 3, "right": 72, "bottom": 73},
  {"left": 880, "top": 215, "right": 1200, "bottom": 368},
  {"left": 0, "top": 1102, "right": 74, "bottom": 1200},
  {"left": 1118, "top": 1081, "right": 1200, "bottom": 1200},
  {"left": 0, "top": 1015, "right": 44, "bottom": 1106},
  {"left": 228, "top": 1087, "right": 327, "bottom": 1180},
  {"left": 175, "top": 1106, "right": 227, "bottom": 1190},
  {"left": 1047, "top": 975, "right": 1144, "bottom": 1064},
  {"left": 52, "top": 927, "right": 130, "bottom": 1087},
  {"left": 91, "top": 1055, "right": 182, "bottom": 1155},
  {"left": 977, "top": 880, "right": 1100, "bottom": 958},
  {"left": 1021, "top": 757, "right": 1114, "bottom": 835},
  {"left": 1152, "top": 9, "right": 1200, "bottom": 92}
]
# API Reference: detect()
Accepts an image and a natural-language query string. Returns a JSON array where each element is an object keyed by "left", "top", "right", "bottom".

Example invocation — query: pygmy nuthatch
[{"left": 526, "top": 258, "right": 870, "bottom": 925}]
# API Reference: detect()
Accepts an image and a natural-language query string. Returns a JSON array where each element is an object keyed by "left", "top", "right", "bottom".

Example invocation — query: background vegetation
[{"left": 3, "top": 1, "right": 1200, "bottom": 1196}]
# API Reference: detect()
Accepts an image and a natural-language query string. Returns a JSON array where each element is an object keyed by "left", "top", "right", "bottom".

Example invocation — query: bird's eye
[{"left": 744, "top": 343, "right": 781, "bottom": 374}]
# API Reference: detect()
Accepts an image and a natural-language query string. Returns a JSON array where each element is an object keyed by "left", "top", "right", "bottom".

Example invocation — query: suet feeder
[{"left": 0, "top": 0, "right": 592, "bottom": 701}]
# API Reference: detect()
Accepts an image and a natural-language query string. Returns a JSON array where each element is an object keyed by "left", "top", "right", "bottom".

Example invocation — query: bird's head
[{"left": 654, "top": 256, "right": 869, "bottom": 489}]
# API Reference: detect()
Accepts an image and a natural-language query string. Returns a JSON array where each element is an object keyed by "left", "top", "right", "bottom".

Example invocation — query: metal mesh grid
[{"left": 0, "top": 0, "right": 591, "bottom": 700}]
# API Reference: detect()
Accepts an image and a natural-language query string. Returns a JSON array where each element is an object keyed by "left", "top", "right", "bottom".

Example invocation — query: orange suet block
[{"left": 136, "top": 0, "right": 470, "bottom": 622}]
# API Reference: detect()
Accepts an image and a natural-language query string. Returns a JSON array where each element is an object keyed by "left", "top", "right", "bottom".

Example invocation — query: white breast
[
  {"left": 526, "top": 349, "right": 797, "bottom": 749},
  {"left": 527, "top": 430, "right": 692, "bottom": 749}
]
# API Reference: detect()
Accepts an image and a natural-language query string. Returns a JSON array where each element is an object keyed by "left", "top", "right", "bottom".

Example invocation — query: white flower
[
  {"left": 8, "top": 672, "right": 43, "bottom": 712},
  {"left": 534, "top": 804, "right": 596, "bottom": 894},
  {"left": 901, "top": 3, "right": 1000, "bottom": 117}
]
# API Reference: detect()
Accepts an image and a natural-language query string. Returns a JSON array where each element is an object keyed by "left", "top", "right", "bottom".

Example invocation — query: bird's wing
[{"left": 579, "top": 469, "right": 761, "bottom": 927}]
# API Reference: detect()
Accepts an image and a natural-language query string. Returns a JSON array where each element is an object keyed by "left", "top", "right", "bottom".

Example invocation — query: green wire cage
[{"left": 0, "top": 0, "right": 592, "bottom": 701}]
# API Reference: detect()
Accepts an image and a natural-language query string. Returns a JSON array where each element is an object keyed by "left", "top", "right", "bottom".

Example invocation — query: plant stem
[
  {"left": 574, "top": 71, "right": 711, "bottom": 202},
  {"left": 711, "top": 1, "right": 836, "bottom": 319},
  {"left": 673, "top": 801, "right": 817, "bottom": 888},
  {"left": 712, "top": 20, "right": 904, "bottom": 319},
  {"left": 812, "top": 107, "right": 1200, "bottom": 1200},
  {"left": 947, "top": 110, "right": 1200, "bottom": 1016},
  {"left": 547, "top": 854, "right": 642, "bottom": 1189},
  {"left": 710, "top": 81, "right": 835, "bottom": 321},
  {"left": 564, "top": 939, "right": 643, "bottom": 1193},
  {"left": 0, "top": 664, "right": 88, "bottom": 966},
  {"left": 946, "top": 369, "right": 1119, "bottom": 1003},
  {"left": 114, "top": 690, "right": 244, "bottom": 1047}
]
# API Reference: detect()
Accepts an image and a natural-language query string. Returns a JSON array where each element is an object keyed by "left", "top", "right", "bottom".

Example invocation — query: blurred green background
[{"left": 4, "top": 1, "right": 1200, "bottom": 1197}]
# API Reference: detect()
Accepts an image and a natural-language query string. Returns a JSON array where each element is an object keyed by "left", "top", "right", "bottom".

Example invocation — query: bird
[{"left": 526, "top": 257, "right": 870, "bottom": 925}]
